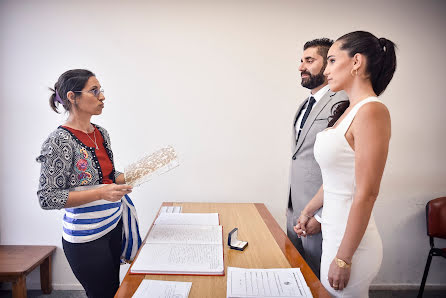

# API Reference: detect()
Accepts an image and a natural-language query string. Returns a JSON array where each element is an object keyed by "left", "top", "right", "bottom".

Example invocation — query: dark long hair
[
  {"left": 328, "top": 100, "right": 349, "bottom": 127},
  {"left": 49, "top": 69, "right": 95, "bottom": 113},
  {"left": 327, "top": 31, "right": 397, "bottom": 127}
]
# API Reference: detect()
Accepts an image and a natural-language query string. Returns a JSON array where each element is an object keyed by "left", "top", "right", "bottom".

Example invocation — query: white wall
[{"left": 1, "top": 0, "right": 445, "bottom": 290}]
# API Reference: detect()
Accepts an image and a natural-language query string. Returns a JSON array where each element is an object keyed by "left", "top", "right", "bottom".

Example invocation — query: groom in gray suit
[{"left": 287, "top": 38, "right": 348, "bottom": 278}]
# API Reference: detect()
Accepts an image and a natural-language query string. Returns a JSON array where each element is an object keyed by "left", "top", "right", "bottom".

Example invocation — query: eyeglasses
[{"left": 73, "top": 88, "right": 104, "bottom": 98}]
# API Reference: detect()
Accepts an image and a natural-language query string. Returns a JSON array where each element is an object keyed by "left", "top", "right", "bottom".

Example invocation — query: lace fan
[{"left": 124, "top": 146, "right": 179, "bottom": 187}]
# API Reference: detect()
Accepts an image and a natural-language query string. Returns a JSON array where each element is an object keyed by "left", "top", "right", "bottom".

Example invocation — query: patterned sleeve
[{"left": 36, "top": 131, "right": 72, "bottom": 210}]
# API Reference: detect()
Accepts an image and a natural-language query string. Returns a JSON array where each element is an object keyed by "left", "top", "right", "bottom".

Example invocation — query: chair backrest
[{"left": 426, "top": 197, "right": 446, "bottom": 239}]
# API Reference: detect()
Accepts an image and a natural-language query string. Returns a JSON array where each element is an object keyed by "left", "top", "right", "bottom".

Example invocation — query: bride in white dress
[{"left": 294, "top": 31, "right": 397, "bottom": 297}]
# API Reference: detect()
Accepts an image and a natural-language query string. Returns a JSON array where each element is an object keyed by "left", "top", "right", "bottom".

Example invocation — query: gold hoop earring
[
  {"left": 350, "top": 69, "right": 358, "bottom": 77},
  {"left": 350, "top": 69, "right": 355, "bottom": 77}
]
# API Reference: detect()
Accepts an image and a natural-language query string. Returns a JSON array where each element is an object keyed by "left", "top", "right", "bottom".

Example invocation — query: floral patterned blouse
[{"left": 36, "top": 124, "right": 122, "bottom": 210}]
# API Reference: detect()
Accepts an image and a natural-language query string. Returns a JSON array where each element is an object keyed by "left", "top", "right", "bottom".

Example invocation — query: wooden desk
[
  {"left": 116, "top": 203, "right": 329, "bottom": 297},
  {"left": 0, "top": 245, "right": 56, "bottom": 298}
]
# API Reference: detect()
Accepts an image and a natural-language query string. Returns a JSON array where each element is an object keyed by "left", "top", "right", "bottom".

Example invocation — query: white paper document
[
  {"left": 147, "top": 225, "right": 222, "bottom": 244},
  {"left": 226, "top": 267, "right": 313, "bottom": 298},
  {"left": 132, "top": 243, "right": 224, "bottom": 275},
  {"left": 132, "top": 279, "right": 192, "bottom": 298},
  {"left": 130, "top": 213, "right": 224, "bottom": 275},
  {"left": 154, "top": 212, "right": 219, "bottom": 226},
  {"left": 160, "top": 206, "right": 182, "bottom": 214}
]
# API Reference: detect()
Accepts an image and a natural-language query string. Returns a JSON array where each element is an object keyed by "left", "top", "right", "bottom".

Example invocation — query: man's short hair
[{"left": 303, "top": 38, "right": 334, "bottom": 60}]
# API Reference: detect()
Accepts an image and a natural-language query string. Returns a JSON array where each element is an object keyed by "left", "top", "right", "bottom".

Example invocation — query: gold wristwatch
[{"left": 335, "top": 257, "right": 351, "bottom": 269}]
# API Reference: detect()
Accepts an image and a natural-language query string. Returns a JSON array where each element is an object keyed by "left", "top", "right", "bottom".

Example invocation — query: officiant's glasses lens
[{"left": 73, "top": 88, "right": 104, "bottom": 98}]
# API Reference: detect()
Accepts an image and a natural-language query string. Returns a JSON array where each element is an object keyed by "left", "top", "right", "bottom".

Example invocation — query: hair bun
[{"left": 379, "top": 38, "right": 387, "bottom": 52}]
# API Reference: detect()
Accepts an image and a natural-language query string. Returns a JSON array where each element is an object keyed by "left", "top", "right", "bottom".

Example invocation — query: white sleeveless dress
[{"left": 314, "top": 97, "right": 383, "bottom": 297}]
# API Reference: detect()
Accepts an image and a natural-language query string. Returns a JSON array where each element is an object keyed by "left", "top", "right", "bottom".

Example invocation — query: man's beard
[{"left": 301, "top": 68, "right": 326, "bottom": 89}]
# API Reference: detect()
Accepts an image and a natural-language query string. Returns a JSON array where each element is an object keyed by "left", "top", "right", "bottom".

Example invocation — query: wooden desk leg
[
  {"left": 40, "top": 256, "right": 52, "bottom": 294},
  {"left": 12, "top": 275, "right": 27, "bottom": 298}
]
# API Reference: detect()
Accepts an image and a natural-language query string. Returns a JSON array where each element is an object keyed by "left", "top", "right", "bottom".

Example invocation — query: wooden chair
[
  {"left": 417, "top": 197, "right": 446, "bottom": 298},
  {"left": 0, "top": 245, "right": 56, "bottom": 298}
]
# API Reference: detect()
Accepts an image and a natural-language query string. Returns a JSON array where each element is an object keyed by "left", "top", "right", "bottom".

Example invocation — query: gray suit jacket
[{"left": 288, "top": 90, "right": 348, "bottom": 218}]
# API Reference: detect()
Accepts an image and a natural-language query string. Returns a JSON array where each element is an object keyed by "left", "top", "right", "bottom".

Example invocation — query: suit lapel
[
  {"left": 293, "top": 90, "right": 335, "bottom": 155},
  {"left": 291, "top": 99, "right": 308, "bottom": 150}
]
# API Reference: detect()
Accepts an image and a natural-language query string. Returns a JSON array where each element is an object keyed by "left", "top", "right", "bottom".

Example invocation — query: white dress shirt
[{"left": 295, "top": 84, "right": 330, "bottom": 141}]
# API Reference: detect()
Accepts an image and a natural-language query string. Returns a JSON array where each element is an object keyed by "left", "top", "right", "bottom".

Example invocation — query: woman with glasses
[{"left": 36, "top": 69, "right": 135, "bottom": 298}]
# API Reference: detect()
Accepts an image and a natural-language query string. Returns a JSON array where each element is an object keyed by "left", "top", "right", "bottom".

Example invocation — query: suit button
[{"left": 292, "top": 156, "right": 296, "bottom": 160}]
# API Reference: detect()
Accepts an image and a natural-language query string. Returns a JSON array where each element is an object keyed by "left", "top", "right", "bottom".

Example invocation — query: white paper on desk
[
  {"left": 147, "top": 225, "right": 222, "bottom": 244},
  {"left": 160, "top": 206, "right": 182, "bottom": 214},
  {"left": 154, "top": 213, "right": 219, "bottom": 226},
  {"left": 132, "top": 279, "right": 192, "bottom": 298},
  {"left": 226, "top": 267, "right": 313, "bottom": 298},
  {"left": 131, "top": 243, "right": 224, "bottom": 275}
]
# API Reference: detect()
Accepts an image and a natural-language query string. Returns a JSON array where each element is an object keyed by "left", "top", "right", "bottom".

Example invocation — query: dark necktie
[{"left": 296, "top": 96, "right": 316, "bottom": 143}]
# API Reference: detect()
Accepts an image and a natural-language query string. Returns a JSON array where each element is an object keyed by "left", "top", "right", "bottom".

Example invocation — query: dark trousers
[{"left": 63, "top": 219, "right": 122, "bottom": 298}]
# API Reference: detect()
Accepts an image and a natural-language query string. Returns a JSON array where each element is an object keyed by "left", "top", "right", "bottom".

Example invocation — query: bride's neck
[{"left": 345, "top": 81, "right": 376, "bottom": 106}]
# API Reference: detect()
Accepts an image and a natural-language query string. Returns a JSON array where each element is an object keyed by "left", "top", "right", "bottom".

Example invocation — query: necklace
[{"left": 85, "top": 128, "right": 99, "bottom": 150}]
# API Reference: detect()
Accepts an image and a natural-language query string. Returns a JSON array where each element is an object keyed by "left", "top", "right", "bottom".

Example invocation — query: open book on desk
[{"left": 130, "top": 213, "right": 224, "bottom": 276}]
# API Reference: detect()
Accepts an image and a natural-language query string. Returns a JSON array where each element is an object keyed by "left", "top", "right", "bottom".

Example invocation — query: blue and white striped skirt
[{"left": 63, "top": 185, "right": 141, "bottom": 262}]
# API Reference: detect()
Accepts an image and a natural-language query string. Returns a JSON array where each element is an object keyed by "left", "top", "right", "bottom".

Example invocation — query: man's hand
[
  {"left": 294, "top": 222, "right": 304, "bottom": 237},
  {"left": 293, "top": 213, "right": 310, "bottom": 237},
  {"left": 304, "top": 217, "right": 321, "bottom": 236}
]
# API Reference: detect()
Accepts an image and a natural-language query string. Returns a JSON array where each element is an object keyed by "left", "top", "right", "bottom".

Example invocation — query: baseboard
[
  {"left": 370, "top": 284, "right": 446, "bottom": 290},
  {"left": 52, "top": 284, "right": 85, "bottom": 290}
]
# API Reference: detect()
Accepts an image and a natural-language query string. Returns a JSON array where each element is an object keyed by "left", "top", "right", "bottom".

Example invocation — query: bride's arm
[
  {"left": 294, "top": 185, "right": 324, "bottom": 236},
  {"left": 302, "top": 185, "right": 324, "bottom": 216},
  {"left": 330, "top": 102, "right": 390, "bottom": 289}
]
